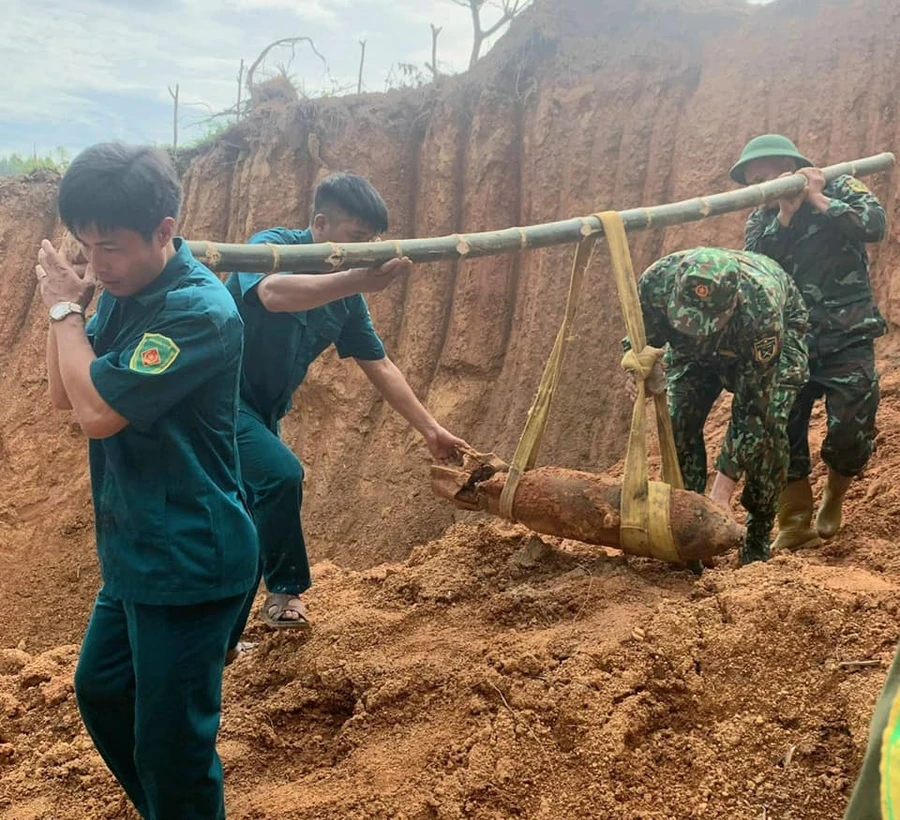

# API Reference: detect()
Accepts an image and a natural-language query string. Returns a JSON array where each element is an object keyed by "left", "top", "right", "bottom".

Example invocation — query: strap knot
[{"left": 621, "top": 345, "right": 664, "bottom": 382}]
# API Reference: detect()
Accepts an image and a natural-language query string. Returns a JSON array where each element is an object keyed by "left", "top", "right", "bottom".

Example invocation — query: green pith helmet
[
  {"left": 729, "top": 134, "right": 813, "bottom": 185},
  {"left": 666, "top": 248, "right": 741, "bottom": 338}
]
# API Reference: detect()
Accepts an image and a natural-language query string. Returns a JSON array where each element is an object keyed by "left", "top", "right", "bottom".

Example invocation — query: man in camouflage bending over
[
  {"left": 732, "top": 134, "right": 887, "bottom": 550},
  {"left": 630, "top": 248, "right": 809, "bottom": 565}
]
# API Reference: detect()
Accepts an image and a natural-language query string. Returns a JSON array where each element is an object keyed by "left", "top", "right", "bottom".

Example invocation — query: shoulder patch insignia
[
  {"left": 845, "top": 177, "right": 871, "bottom": 195},
  {"left": 129, "top": 333, "right": 180, "bottom": 374},
  {"left": 752, "top": 335, "right": 779, "bottom": 364}
]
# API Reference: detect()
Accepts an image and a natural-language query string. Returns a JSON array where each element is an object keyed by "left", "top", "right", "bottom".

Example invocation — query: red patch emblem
[
  {"left": 141, "top": 347, "right": 161, "bottom": 367},
  {"left": 694, "top": 284, "right": 710, "bottom": 299}
]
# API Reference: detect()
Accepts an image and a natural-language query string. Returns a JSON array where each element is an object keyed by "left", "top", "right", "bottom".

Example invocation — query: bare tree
[
  {"left": 246, "top": 36, "right": 327, "bottom": 97},
  {"left": 450, "top": 0, "right": 530, "bottom": 69},
  {"left": 357, "top": 40, "right": 367, "bottom": 94},
  {"left": 168, "top": 84, "right": 180, "bottom": 151},
  {"left": 236, "top": 59, "right": 245, "bottom": 121},
  {"left": 426, "top": 24, "right": 443, "bottom": 79}
]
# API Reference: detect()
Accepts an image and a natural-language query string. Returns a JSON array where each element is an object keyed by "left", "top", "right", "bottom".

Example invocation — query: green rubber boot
[
  {"left": 739, "top": 523, "right": 771, "bottom": 565},
  {"left": 771, "top": 478, "right": 822, "bottom": 552},
  {"left": 816, "top": 469, "right": 854, "bottom": 539}
]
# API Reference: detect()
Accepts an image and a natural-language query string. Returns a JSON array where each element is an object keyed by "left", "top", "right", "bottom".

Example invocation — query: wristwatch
[{"left": 49, "top": 302, "right": 85, "bottom": 322}]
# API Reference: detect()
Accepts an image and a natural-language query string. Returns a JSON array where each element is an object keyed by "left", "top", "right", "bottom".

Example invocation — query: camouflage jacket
[
  {"left": 638, "top": 249, "right": 809, "bottom": 387},
  {"left": 744, "top": 174, "right": 886, "bottom": 356},
  {"left": 636, "top": 249, "right": 809, "bottom": 482}
]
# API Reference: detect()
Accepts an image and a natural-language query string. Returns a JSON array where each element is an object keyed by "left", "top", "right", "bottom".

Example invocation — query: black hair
[
  {"left": 312, "top": 172, "right": 389, "bottom": 234},
  {"left": 58, "top": 143, "right": 183, "bottom": 242}
]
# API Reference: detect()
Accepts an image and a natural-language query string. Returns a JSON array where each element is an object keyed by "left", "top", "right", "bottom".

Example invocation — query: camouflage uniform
[
  {"left": 745, "top": 174, "right": 886, "bottom": 480},
  {"left": 636, "top": 248, "right": 809, "bottom": 562},
  {"left": 842, "top": 640, "right": 900, "bottom": 818}
]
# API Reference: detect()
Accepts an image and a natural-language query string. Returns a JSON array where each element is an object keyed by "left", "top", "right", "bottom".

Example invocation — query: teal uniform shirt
[
  {"left": 86, "top": 238, "right": 259, "bottom": 606},
  {"left": 224, "top": 227, "right": 386, "bottom": 430}
]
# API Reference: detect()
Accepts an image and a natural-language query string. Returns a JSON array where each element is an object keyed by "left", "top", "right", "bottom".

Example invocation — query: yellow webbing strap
[
  {"left": 600, "top": 211, "right": 682, "bottom": 561},
  {"left": 498, "top": 229, "right": 600, "bottom": 521}
]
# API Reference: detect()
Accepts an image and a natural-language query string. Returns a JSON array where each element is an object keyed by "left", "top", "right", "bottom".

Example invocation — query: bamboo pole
[{"left": 186, "top": 152, "right": 894, "bottom": 273}]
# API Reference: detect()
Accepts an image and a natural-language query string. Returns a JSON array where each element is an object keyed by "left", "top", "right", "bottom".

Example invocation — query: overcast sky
[
  {"left": 4, "top": 0, "right": 775, "bottom": 158},
  {"left": 1, "top": 0, "right": 505, "bottom": 156}
]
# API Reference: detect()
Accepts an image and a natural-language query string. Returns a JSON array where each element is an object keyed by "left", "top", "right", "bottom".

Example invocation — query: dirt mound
[
  {"left": 0, "top": 363, "right": 897, "bottom": 818},
  {"left": 4, "top": 359, "right": 898, "bottom": 820}
]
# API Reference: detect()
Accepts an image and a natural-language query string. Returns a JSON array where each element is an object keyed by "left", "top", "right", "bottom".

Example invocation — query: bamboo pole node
[
  {"left": 204, "top": 242, "right": 222, "bottom": 271},
  {"left": 325, "top": 243, "right": 344, "bottom": 270},
  {"left": 391, "top": 240, "right": 404, "bottom": 259},
  {"left": 579, "top": 217, "right": 594, "bottom": 237},
  {"left": 455, "top": 235, "right": 471, "bottom": 256},
  {"left": 643, "top": 209, "right": 653, "bottom": 228},
  {"left": 517, "top": 228, "right": 528, "bottom": 249},
  {"left": 264, "top": 243, "right": 282, "bottom": 274},
  {"left": 751, "top": 184, "right": 767, "bottom": 206},
  {"left": 698, "top": 197, "right": 712, "bottom": 218}
]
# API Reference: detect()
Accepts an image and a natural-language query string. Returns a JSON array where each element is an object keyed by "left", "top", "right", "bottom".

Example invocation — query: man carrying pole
[
  {"left": 732, "top": 135, "right": 887, "bottom": 550},
  {"left": 628, "top": 247, "right": 809, "bottom": 565},
  {"left": 225, "top": 172, "right": 467, "bottom": 653}
]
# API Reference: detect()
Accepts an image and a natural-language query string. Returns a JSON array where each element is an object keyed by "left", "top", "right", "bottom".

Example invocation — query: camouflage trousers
[
  {"left": 667, "top": 361, "right": 796, "bottom": 549},
  {"left": 787, "top": 340, "right": 879, "bottom": 481}
]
